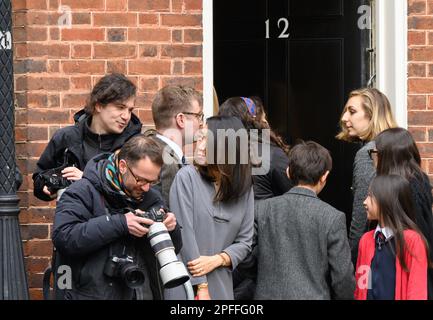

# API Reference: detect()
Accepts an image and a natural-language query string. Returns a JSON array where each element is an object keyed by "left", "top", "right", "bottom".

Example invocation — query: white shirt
[
  {"left": 373, "top": 225, "right": 394, "bottom": 241},
  {"left": 156, "top": 133, "right": 184, "bottom": 164}
]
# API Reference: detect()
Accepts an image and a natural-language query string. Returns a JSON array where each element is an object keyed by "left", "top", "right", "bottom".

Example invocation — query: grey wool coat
[
  {"left": 254, "top": 187, "right": 355, "bottom": 300},
  {"left": 169, "top": 165, "right": 254, "bottom": 300},
  {"left": 348, "top": 141, "right": 376, "bottom": 263}
]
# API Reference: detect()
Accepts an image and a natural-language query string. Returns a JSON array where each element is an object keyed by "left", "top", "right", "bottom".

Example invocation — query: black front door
[{"left": 214, "top": 0, "right": 371, "bottom": 223}]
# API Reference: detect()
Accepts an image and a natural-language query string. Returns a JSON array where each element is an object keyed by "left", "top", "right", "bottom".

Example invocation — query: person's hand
[
  {"left": 163, "top": 212, "right": 177, "bottom": 231},
  {"left": 124, "top": 212, "right": 154, "bottom": 237},
  {"left": 42, "top": 185, "right": 57, "bottom": 198},
  {"left": 188, "top": 255, "right": 223, "bottom": 277},
  {"left": 196, "top": 287, "right": 211, "bottom": 300},
  {"left": 61, "top": 166, "right": 83, "bottom": 181}
]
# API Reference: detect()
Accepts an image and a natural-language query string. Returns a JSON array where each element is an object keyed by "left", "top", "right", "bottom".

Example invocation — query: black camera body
[
  {"left": 39, "top": 148, "right": 76, "bottom": 193},
  {"left": 134, "top": 206, "right": 166, "bottom": 227},
  {"left": 41, "top": 164, "right": 72, "bottom": 194},
  {"left": 103, "top": 255, "right": 145, "bottom": 289}
]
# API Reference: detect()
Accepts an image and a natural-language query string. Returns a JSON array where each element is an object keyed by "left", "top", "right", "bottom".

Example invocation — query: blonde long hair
[{"left": 336, "top": 88, "right": 397, "bottom": 142}]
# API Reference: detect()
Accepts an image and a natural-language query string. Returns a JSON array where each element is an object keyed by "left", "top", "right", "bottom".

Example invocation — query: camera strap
[
  {"left": 99, "top": 193, "right": 137, "bottom": 263},
  {"left": 135, "top": 287, "right": 145, "bottom": 300},
  {"left": 98, "top": 194, "right": 116, "bottom": 259}
]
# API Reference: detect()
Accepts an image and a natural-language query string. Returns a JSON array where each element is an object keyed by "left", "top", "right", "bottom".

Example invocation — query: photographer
[
  {"left": 32, "top": 73, "right": 142, "bottom": 201},
  {"left": 52, "top": 135, "right": 182, "bottom": 300}
]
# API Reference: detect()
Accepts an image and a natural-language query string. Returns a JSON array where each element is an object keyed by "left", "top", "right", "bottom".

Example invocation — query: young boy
[{"left": 254, "top": 141, "right": 355, "bottom": 299}]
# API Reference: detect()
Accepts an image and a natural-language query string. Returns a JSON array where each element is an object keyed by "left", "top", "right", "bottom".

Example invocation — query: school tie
[
  {"left": 376, "top": 231, "right": 386, "bottom": 250},
  {"left": 181, "top": 155, "right": 187, "bottom": 166}
]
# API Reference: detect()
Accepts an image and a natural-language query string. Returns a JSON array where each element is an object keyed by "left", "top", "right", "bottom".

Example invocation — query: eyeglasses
[
  {"left": 125, "top": 162, "right": 159, "bottom": 186},
  {"left": 182, "top": 111, "right": 204, "bottom": 122},
  {"left": 368, "top": 149, "right": 378, "bottom": 160}
]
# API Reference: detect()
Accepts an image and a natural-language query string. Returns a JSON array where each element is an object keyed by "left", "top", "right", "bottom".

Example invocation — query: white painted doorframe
[
  {"left": 376, "top": 0, "right": 408, "bottom": 128},
  {"left": 202, "top": 0, "right": 214, "bottom": 119}
]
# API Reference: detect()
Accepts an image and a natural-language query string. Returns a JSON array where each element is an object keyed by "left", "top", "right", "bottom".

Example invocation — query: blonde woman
[{"left": 336, "top": 88, "right": 397, "bottom": 264}]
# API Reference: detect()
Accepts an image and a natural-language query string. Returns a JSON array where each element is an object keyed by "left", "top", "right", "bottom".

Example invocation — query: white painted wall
[
  {"left": 202, "top": 0, "right": 214, "bottom": 119},
  {"left": 376, "top": 0, "right": 408, "bottom": 128}
]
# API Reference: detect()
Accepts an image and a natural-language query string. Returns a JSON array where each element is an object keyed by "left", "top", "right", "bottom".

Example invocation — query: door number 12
[{"left": 265, "top": 18, "right": 290, "bottom": 39}]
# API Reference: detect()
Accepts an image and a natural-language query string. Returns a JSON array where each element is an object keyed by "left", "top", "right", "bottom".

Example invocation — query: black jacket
[
  {"left": 252, "top": 142, "right": 293, "bottom": 199},
  {"left": 410, "top": 173, "right": 433, "bottom": 300},
  {"left": 32, "top": 109, "right": 142, "bottom": 201},
  {"left": 52, "top": 153, "right": 182, "bottom": 300}
]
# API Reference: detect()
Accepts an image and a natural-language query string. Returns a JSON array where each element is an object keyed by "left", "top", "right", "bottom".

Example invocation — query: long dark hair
[
  {"left": 369, "top": 174, "right": 430, "bottom": 271},
  {"left": 376, "top": 127, "right": 423, "bottom": 180},
  {"left": 218, "top": 96, "right": 290, "bottom": 154},
  {"left": 196, "top": 116, "right": 252, "bottom": 203}
]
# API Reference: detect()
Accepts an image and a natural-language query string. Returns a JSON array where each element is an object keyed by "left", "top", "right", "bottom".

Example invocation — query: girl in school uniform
[
  {"left": 374, "top": 127, "right": 433, "bottom": 299},
  {"left": 355, "top": 174, "right": 429, "bottom": 300}
]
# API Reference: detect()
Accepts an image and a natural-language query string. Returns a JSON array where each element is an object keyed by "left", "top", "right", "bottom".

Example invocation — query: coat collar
[
  {"left": 287, "top": 186, "right": 318, "bottom": 198},
  {"left": 156, "top": 133, "right": 183, "bottom": 163},
  {"left": 143, "top": 130, "right": 184, "bottom": 166},
  {"left": 374, "top": 225, "right": 394, "bottom": 240}
]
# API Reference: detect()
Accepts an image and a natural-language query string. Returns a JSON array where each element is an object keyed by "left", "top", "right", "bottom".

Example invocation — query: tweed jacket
[
  {"left": 254, "top": 187, "right": 355, "bottom": 300},
  {"left": 349, "top": 141, "right": 376, "bottom": 264}
]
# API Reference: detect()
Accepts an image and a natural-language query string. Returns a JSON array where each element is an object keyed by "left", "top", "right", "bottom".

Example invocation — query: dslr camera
[
  {"left": 103, "top": 255, "right": 145, "bottom": 289},
  {"left": 39, "top": 148, "right": 75, "bottom": 194},
  {"left": 135, "top": 206, "right": 165, "bottom": 226},
  {"left": 40, "top": 164, "right": 72, "bottom": 194},
  {"left": 134, "top": 206, "right": 189, "bottom": 288}
]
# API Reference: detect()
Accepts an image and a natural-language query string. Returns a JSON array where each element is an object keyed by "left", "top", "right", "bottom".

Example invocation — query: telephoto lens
[{"left": 147, "top": 222, "right": 189, "bottom": 288}]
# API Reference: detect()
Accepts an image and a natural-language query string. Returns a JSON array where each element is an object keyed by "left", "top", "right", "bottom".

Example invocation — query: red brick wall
[
  {"left": 408, "top": 0, "right": 433, "bottom": 175},
  {"left": 12, "top": 0, "right": 202, "bottom": 299}
]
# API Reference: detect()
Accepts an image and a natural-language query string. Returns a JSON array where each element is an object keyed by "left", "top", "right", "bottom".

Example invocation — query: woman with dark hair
[
  {"left": 218, "top": 96, "right": 293, "bottom": 199},
  {"left": 218, "top": 96, "right": 292, "bottom": 299},
  {"left": 169, "top": 116, "right": 254, "bottom": 300},
  {"left": 373, "top": 127, "right": 433, "bottom": 299},
  {"left": 355, "top": 174, "right": 429, "bottom": 300}
]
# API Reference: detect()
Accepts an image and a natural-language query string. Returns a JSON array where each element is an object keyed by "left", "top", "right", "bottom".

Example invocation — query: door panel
[
  {"left": 214, "top": 0, "right": 370, "bottom": 224},
  {"left": 214, "top": 41, "right": 266, "bottom": 104},
  {"left": 290, "top": 0, "right": 343, "bottom": 17}
]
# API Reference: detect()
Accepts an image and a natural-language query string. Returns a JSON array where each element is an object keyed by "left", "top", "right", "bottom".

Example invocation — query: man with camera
[
  {"left": 32, "top": 73, "right": 142, "bottom": 201},
  {"left": 52, "top": 135, "right": 183, "bottom": 300}
]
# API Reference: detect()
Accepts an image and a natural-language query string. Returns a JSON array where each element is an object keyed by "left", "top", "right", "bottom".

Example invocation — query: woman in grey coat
[
  {"left": 169, "top": 116, "right": 254, "bottom": 300},
  {"left": 336, "top": 88, "right": 396, "bottom": 264}
]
